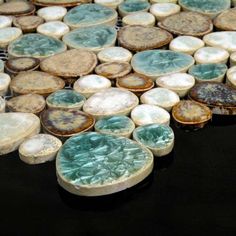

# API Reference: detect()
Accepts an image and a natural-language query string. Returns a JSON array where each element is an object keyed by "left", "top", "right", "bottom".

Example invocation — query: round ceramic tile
[
  {"left": 7, "top": 94, "right": 46, "bottom": 114},
  {"left": 122, "top": 12, "right": 155, "bottom": 26},
  {"left": 83, "top": 88, "right": 139, "bottom": 119},
  {"left": 226, "top": 66, "right": 236, "bottom": 89},
  {"left": 94, "top": 0, "right": 124, "bottom": 9},
  {"left": 214, "top": 8, "right": 236, "bottom": 31},
  {"left": 156, "top": 73, "right": 195, "bottom": 98},
  {"left": 63, "top": 3, "right": 118, "bottom": 29},
  {"left": 0, "top": 16, "right": 12, "bottom": 29},
  {"left": 37, "top": 6, "right": 67, "bottom": 21},
  {"left": 33, "top": 0, "right": 88, "bottom": 7},
  {"left": 0, "top": 27, "right": 22, "bottom": 48},
  {"left": 73, "top": 74, "right": 111, "bottom": 98},
  {"left": 56, "top": 132, "right": 153, "bottom": 196},
  {"left": 0, "top": 73, "right": 11, "bottom": 97},
  {"left": 131, "top": 104, "right": 170, "bottom": 126},
  {"left": 118, "top": 25, "right": 173, "bottom": 52}
]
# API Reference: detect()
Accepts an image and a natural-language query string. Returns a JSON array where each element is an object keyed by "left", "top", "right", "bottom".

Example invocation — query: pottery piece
[
  {"left": 94, "top": 0, "right": 123, "bottom": 9},
  {"left": 131, "top": 104, "right": 170, "bottom": 126},
  {"left": 62, "top": 25, "right": 117, "bottom": 53},
  {"left": 169, "top": 36, "right": 205, "bottom": 55},
  {"left": 189, "top": 82, "right": 236, "bottom": 115},
  {"left": 158, "top": 11, "right": 213, "bottom": 37},
  {"left": 8, "top": 33, "right": 67, "bottom": 59},
  {"left": 33, "top": 0, "right": 89, "bottom": 7},
  {"left": 40, "top": 109, "right": 95, "bottom": 138},
  {"left": 122, "top": 12, "right": 155, "bottom": 26},
  {"left": 19, "top": 134, "right": 62, "bottom": 164},
  {"left": 37, "top": 6, "right": 67, "bottom": 21},
  {"left": 118, "top": 0, "right": 150, "bottom": 17},
  {"left": 10, "top": 71, "right": 65, "bottom": 96},
  {"left": 0, "top": 73, "right": 11, "bottom": 96},
  {"left": 0, "top": 27, "right": 22, "bottom": 48},
  {"left": 118, "top": 25, "right": 173, "bottom": 52},
  {"left": 172, "top": 100, "right": 212, "bottom": 130},
  {"left": 7, "top": 94, "right": 46, "bottom": 114},
  {"left": 156, "top": 73, "right": 195, "bottom": 98},
  {"left": 95, "top": 115, "right": 135, "bottom": 138},
  {"left": 97, "top": 47, "right": 132, "bottom": 63},
  {"left": 131, "top": 50, "right": 194, "bottom": 81},
  {"left": 0, "top": 113, "right": 40, "bottom": 155},
  {"left": 95, "top": 62, "right": 132, "bottom": 80},
  {"left": 194, "top": 47, "right": 229, "bottom": 64},
  {"left": 214, "top": 8, "right": 236, "bottom": 31},
  {"left": 226, "top": 66, "right": 236, "bottom": 89},
  {"left": 73, "top": 74, "right": 111, "bottom": 98},
  {"left": 188, "top": 63, "right": 227, "bottom": 83},
  {"left": 0, "top": 96, "right": 5, "bottom": 112},
  {"left": 63, "top": 4, "right": 117, "bottom": 29},
  {"left": 0, "top": 16, "right": 12, "bottom": 29},
  {"left": 56, "top": 132, "right": 153, "bottom": 196},
  {"left": 46, "top": 89, "right": 86, "bottom": 110},
  {"left": 150, "top": 3, "right": 180, "bottom": 21},
  {"left": 178, "top": 0, "right": 230, "bottom": 18},
  {"left": 133, "top": 124, "right": 174, "bottom": 157},
  {"left": 83, "top": 88, "right": 139, "bottom": 119}
]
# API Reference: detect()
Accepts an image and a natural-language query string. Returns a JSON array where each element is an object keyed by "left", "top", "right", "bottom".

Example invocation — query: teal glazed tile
[
  {"left": 189, "top": 64, "right": 227, "bottom": 81},
  {"left": 8, "top": 33, "right": 66, "bottom": 58},
  {"left": 56, "top": 132, "right": 153, "bottom": 185},
  {"left": 119, "top": 0, "right": 150, "bottom": 13}
]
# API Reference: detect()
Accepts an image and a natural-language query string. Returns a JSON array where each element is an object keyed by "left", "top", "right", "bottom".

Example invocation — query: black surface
[{"left": 0, "top": 116, "right": 236, "bottom": 236}]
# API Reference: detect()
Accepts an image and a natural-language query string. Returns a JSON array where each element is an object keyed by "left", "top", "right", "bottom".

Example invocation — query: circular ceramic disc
[
  {"left": 94, "top": 0, "right": 123, "bottom": 9},
  {"left": 40, "top": 49, "right": 97, "bottom": 78},
  {"left": 0, "top": 27, "right": 22, "bottom": 48},
  {"left": 118, "top": 1, "right": 150, "bottom": 17},
  {"left": 83, "top": 88, "right": 139, "bottom": 118},
  {"left": 0, "top": 73, "right": 11, "bottom": 97},
  {"left": 150, "top": 3, "right": 180, "bottom": 20},
  {"left": 19, "top": 134, "right": 62, "bottom": 164},
  {"left": 33, "top": 0, "right": 88, "bottom": 7},
  {"left": 214, "top": 8, "right": 236, "bottom": 31},
  {"left": 63, "top": 4, "right": 117, "bottom": 28},
  {"left": 8, "top": 33, "right": 67, "bottom": 59},
  {"left": 46, "top": 89, "right": 86, "bottom": 110},
  {"left": 131, "top": 50, "right": 195, "bottom": 80},
  {"left": 10, "top": 71, "right": 65, "bottom": 96},
  {"left": 0, "top": 16, "right": 12, "bottom": 29},
  {"left": 118, "top": 25, "right": 173, "bottom": 52},
  {"left": 41, "top": 109, "right": 95, "bottom": 137},
  {"left": 95, "top": 62, "right": 132, "bottom": 79},
  {"left": 37, "top": 6, "right": 67, "bottom": 21},
  {"left": 7, "top": 94, "right": 46, "bottom": 114},
  {"left": 172, "top": 100, "right": 212, "bottom": 125},
  {"left": 62, "top": 25, "right": 117, "bottom": 52},
  {"left": 116, "top": 73, "right": 154, "bottom": 93},
  {"left": 56, "top": 132, "right": 153, "bottom": 196},
  {"left": 158, "top": 11, "right": 213, "bottom": 37},
  {"left": 131, "top": 104, "right": 170, "bottom": 126},
  {"left": 122, "top": 12, "right": 155, "bottom": 26}
]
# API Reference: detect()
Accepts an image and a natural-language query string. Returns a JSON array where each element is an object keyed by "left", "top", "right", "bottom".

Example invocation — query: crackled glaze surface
[
  {"left": 119, "top": 0, "right": 150, "bottom": 15},
  {"left": 64, "top": 4, "right": 117, "bottom": 28},
  {"left": 46, "top": 89, "right": 86, "bottom": 109},
  {"left": 214, "top": 8, "right": 236, "bottom": 31},
  {"left": 189, "top": 64, "right": 227, "bottom": 82},
  {"left": 62, "top": 25, "right": 117, "bottom": 51},
  {"left": 8, "top": 33, "right": 66, "bottom": 58},
  {"left": 133, "top": 124, "right": 174, "bottom": 149},
  {"left": 95, "top": 116, "right": 135, "bottom": 136},
  {"left": 131, "top": 50, "right": 194, "bottom": 79},
  {"left": 56, "top": 132, "right": 153, "bottom": 186}
]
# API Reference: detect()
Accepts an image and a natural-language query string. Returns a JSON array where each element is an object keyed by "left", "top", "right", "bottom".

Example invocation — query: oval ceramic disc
[
  {"left": 189, "top": 82, "right": 236, "bottom": 115},
  {"left": 118, "top": 1, "right": 150, "bottom": 17},
  {"left": 131, "top": 50, "right": 194, "bottom": 80},
  {"left": 19, "top": 134, "right": 62, "bottom": 164},
  {"left": 118, "top": 25, "right": 173, "bottom": 52},
  {"left": 150, "top": 3, "right": 180, "bottom": 20},
  {"left": 8, "top": 33, "right": 67, "bottom": 59},
  {"left": 122, "top": 12, "right": 155, "bottom": 26},
  {"left": 0, "top": 27, "right": 22, "bottom": 48},
  {"left": 7, "top": 94, "right": 46, "bottom": 114},
  {"left": 131, "top": 104, "right": 170, "bottom": 126},
  {"left": 41, "top": 109, "right": 95, "bottom": 137},
  {"left": 56, "top": 132, "right": 154, "bottom": 196},
  {"left": 94, "top": 0, "right": 123, "bottom": 9},
  {"left": 40, "top": 49, "right": 97, "bottom": 78},
  {"left": 158, "top": 11, "right": 213, "bottom": 37},
  {"left": 63, "top": 4, "right": 117, "bottom": 28},
  {"left": 0, "top": 16, "right": 12, "bottom": 29},
  {"left": 62, "top": 25, "right": 117, "bottom": 52},
  {"left": 188, "top": 64, "right": 227, "bottom": 83},
  {"left": 37, "top": 6, "right": 67, "bottom": 21},
  {"left": 0, "top": 1, "right": 35, "bottom": 16},
  {"left": 33, "top": 0, "right": 88, "bottom": 7},
  {"left": 46, "top": 89, "right": 86, "bottom": 110},
  {"left": 0, "top": 113, "right": 40, "bottom": 155},
  {"left": 133, "top": 124, "right": 174, "bottom": 157},
  {"left": 95, "top": 62, "right": 132, "bottom": 79},
  {"left": 172, "top": 100, "right": 212, "bottom": 126},
  {"left": 116, "top": 73, "right": 154, "bottom": 94},
  {"left": 83, "top": 88, "right": 139, "bottom": 119},
  {"left": 179, "top": 0, "right": 230, "bottom": 18},
  {"left": 0, "top": 73, "right": 11, "bottom": 97},
  {"left": 95, "top": 115, "right": 135, "bottom": 137},
  {"left": 214, "top": 8, "right": 236, "bottom": 31},
  {"left": 10, "top": 71, "right": 65, "bottom": 96}
]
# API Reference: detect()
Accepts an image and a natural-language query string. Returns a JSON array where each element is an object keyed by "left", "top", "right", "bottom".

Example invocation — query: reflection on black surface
[{"left": 211, "top": 115, "right": 236, "bottom": 126}]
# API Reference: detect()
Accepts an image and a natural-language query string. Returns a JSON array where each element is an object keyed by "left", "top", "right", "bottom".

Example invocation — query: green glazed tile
[
  {"left": 189, "top": 64, "right": 227, "bottom": 81},
  {"left": 8, "top": 33, "right": 66, "bottom": 58},
  {"left": 119, "top": 0, "right": 150, "bottom": 14},
  {"left": 56, "top": 132, "right": 153, "bottom": 185}
]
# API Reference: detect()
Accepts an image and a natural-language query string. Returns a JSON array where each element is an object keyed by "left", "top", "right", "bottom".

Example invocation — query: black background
[{"left": 0, "top": 116, "right": 236, "bottom": 236}]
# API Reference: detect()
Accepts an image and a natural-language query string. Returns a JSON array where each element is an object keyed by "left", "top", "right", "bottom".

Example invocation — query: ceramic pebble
[
  {"left": 0, "top": 73, "right": 11, "bottom": 97},
  {"left": 122, "top": 12, "right": 155, "bottom": 26},
  {"left": 37, "top": 6, "right": 67, "bottom": 22},
  {"left": 0, "top": 16, "right": 12, "bottom": 29}
]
